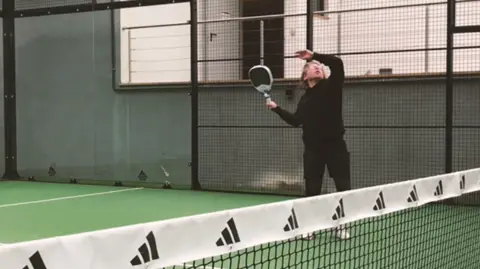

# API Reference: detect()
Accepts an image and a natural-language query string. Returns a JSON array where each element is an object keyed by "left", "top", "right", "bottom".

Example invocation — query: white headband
[
  {"left": 308, "top": 60, "right": 331, "bottom": 80},
  {"left": 319, "top": 63, "right": 331, "bottom": 79}
]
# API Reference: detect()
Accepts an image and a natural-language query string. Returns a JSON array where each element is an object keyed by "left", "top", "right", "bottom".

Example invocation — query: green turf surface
[{"left": 0, "top": 181, "right": 292, "bottom": 243}]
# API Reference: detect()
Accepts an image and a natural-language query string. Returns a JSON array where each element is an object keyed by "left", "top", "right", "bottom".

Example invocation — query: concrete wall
[
  {"left": 198, "top": 78, "right": 480, "bottom": 195},
  {"left": 13, "top": 11, "right": 191, "bottom": 187}
]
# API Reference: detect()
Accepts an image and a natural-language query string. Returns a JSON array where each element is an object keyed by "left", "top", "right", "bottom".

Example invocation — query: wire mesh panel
[
  {"left": 312, "top": 2, "right": 450, "bottom": 192},
  {"left": 197, "top": 0, "right": 480, "bottom": 198},
  {"left": 15, "top": 0, "right": 92, "bottom": 10},
  {"left": 197, "top": 0, "right": 307, "bottom": 195},
  {"left": 451, "top": 0, "right": 480, "bottom": 205}
]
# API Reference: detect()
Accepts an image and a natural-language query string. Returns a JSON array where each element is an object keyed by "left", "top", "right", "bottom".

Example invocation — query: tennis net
[{"left": 1, "top": 168, "right": 479, "bottom": 269}]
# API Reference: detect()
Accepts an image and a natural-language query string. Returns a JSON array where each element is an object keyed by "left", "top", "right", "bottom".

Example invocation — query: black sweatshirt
[{"left": 271, "top": 53, "right": 345, "bottom": 146}]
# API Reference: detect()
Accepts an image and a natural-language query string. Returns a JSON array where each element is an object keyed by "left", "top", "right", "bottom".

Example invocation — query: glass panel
[{"left": 15, "top": 10, "right": 191, "bottom": 189}]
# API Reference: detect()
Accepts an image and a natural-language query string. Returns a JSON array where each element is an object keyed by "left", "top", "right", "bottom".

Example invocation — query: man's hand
[
  {"left": 266, "top": 99, "right": 278, "bottom": 109},
  {"left": 295, "top": 49, "right": 314, "bottom": 60}
]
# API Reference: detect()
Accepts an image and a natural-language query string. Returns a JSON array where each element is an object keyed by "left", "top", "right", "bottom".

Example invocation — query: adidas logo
[
  {"left": 373, "top": 191, "right": 386, "bottom": 211},
  {"left": 130, "top": 231, "right": 159, "bottom": 266},
  {"left": 332, "top": 198, "right": 345, "bottom": 220},
  {"left": 48, "top": 166, "right": 56, "bottom": 177},
  {"left": 22, "top": 251, "right": 47, "bottom": 269},
  {"left": 216, "top": 218, "right": 241, "bottom": 247},
  {"left": 283, "top": 208, "right": 299, "bottom": 232},
  {"left": 137, "top": 170, "right": 148, "bottom": 181},
  {"left": 407, "top": 185, "right": 419, "bottom": 203},
  {"left": 460, "top": 175, "right": 466, "bottom": 190},
  {"left": 434, "top": 180, "right": 444, "bottom": 196}
]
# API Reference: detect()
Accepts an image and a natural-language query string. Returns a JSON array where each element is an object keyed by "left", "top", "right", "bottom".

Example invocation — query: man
[{"left": 266, "top": 49, "right": 351, "bottom": 239}]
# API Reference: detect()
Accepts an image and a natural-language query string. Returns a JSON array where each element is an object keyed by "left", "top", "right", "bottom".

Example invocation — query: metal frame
[
  {"left": 445, "top": 0, "right": 455, "bottom": 175},
  {"left": 2, "top": 0, "right": 19, "bottom": 179},
  {"left": 116, "top": 1, "right": 480, "bottom": 90},
  {"left": 13, "top": 0, "right": 190, "bottom": 18},
  {"left": 0, "top": 0, "right": 194, "bottom": 180},
  {"left": 2, "top": 0, "right": 479, "bottom": 188},
  {"left": 190, "top": 0, "right": 200, "bottom": 190},
  {"left": 445, "top": 0, "right": 480, "bottom": 174}
]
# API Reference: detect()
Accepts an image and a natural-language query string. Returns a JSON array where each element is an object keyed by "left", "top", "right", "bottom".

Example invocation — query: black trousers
[{"left": 303, "top": 136, "right": 351, "bottom": 197}]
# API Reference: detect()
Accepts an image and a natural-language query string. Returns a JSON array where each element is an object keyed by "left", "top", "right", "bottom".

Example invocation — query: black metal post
[
  {"left": 190, "top": 0, "right": 201, "bottom": 190},
  {"left": 2, "top": 0, "right": 20, "bottom": 179},
  {"left": 445, "top": 0, "right": 455, "bottom": 174},
  {"left": 306, "top": 0, "right": 313, "bottom": 50}
]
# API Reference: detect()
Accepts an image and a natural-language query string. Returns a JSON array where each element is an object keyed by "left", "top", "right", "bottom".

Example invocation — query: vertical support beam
[
  {"left": 260, "top": 20, "right": 264, "bottom": 65},
  {"left": 2, "top": 0, "right": 20, "bottom": 179},
  {"left": 337, "top": 0, "right": 343, "bottom": 55},
  {"left": 190, "top": 0, "right": 201, "bottom": 190},
  {"left": 425, "top": 5, "right": 429, "bottom": 73},
  {"left": 445, "top": 0, "right": 455, "bottom": 174},
  {"left": 306, "top": 0, "right": 313, "bottom": 50}
]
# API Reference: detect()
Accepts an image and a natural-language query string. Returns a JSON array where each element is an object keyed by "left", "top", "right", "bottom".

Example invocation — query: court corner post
[
  {"left": 306, "top": 0, "right": 313, "bottom": 50},
  {"left": 190, "top": 0, "right": 201, "bottom": 190},
  {"left": 445, "top": 0, "right": 454, "bottom": 174},
  {"left": 2, "top": 0, "right": 20, "bottom": 180}
]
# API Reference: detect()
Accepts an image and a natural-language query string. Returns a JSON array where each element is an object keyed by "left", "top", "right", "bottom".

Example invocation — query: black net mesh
[{"left": 172, "top": 203, "right": 480, "bottom": 269}]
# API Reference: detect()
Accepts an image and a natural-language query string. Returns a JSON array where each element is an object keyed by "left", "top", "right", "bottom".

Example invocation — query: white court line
[{"left": 0, "top": 187, "right": 144, "bottom": 209}]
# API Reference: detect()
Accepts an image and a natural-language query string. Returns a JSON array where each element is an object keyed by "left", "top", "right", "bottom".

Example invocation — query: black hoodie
[{"left": 271, "top": 52, "right": 345, "bottom": 146}]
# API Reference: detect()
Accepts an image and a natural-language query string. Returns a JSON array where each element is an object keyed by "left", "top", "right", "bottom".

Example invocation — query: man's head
[{"left": 301, "top": 60, "right": 331, "bottom": 88}]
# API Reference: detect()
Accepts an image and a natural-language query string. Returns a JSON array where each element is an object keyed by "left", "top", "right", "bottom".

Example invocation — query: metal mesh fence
[
  {"left": 196, "top": 0, "right": 480, "bottom": 198},
  {"left": 1, "top": 0, "right": 479, "bottom": 201},
  {"left": 15, "top": 0, "right": 91, "bottom": 10}
]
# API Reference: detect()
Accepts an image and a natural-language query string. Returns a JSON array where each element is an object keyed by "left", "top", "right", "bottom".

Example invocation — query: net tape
[{"left": 1, "top": 168, "right": 479, "bottom": 268}]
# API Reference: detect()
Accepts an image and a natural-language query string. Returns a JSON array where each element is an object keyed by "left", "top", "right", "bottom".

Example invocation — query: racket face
[{"left": 248, "top": 65, "right": 273, "bottom": 96}]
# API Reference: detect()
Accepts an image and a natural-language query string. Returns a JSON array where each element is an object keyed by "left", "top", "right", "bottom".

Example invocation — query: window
[{"left": 313, "top": 0, "right": 327, "bottom": 15}]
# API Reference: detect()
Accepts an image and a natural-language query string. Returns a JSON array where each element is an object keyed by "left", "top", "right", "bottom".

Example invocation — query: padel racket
[{"left": 248, "top": 65, "right": 273, "bottom": 102}]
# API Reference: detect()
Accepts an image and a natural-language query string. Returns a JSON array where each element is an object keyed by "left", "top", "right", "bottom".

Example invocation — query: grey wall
[
  {"left": 14, "top": 12, "right": 191, "bottom": 187},
  {"left": 198, "top": 78, "right": 480, "bottom": 195}
]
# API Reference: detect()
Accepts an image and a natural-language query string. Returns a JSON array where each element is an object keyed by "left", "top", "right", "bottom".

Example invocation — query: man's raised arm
[{"left": 311, "top": 52, "right": 345, "bottom": 85}]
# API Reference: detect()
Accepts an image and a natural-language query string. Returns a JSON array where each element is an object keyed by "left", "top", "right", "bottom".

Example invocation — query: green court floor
[
  {"left": 1, "top": 181, "right": 479, "bottom": 269},
  {"left": 0, "top": 181, "right": 292, "bottom": 243}
]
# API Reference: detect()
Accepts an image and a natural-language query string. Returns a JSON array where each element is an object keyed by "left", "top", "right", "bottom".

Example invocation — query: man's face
[{"left": 303, "top": 61, "right": 325, "bottom": 81}]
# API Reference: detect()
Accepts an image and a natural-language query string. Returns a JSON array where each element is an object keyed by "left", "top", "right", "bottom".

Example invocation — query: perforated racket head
[{"left": 248, "top": 65, "right": 273, "bottom": 99}]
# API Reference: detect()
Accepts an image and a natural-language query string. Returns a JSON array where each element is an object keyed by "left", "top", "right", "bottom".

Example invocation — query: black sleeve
[
  {"left": 271, "top": 106, "right": 302, "bottom": 127},
  {"left": 312, "top": 52, "right": 345, "bottom": 86}
]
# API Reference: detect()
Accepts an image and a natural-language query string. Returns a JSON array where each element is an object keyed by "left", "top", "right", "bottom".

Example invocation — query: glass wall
[{"left": 15, "top": 11, "right": 191, "bottom": 188}]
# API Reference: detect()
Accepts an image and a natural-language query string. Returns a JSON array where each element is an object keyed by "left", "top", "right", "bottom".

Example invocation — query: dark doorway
[{"left": 241, "top": 0, "right": 284, "bottom": 79}]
